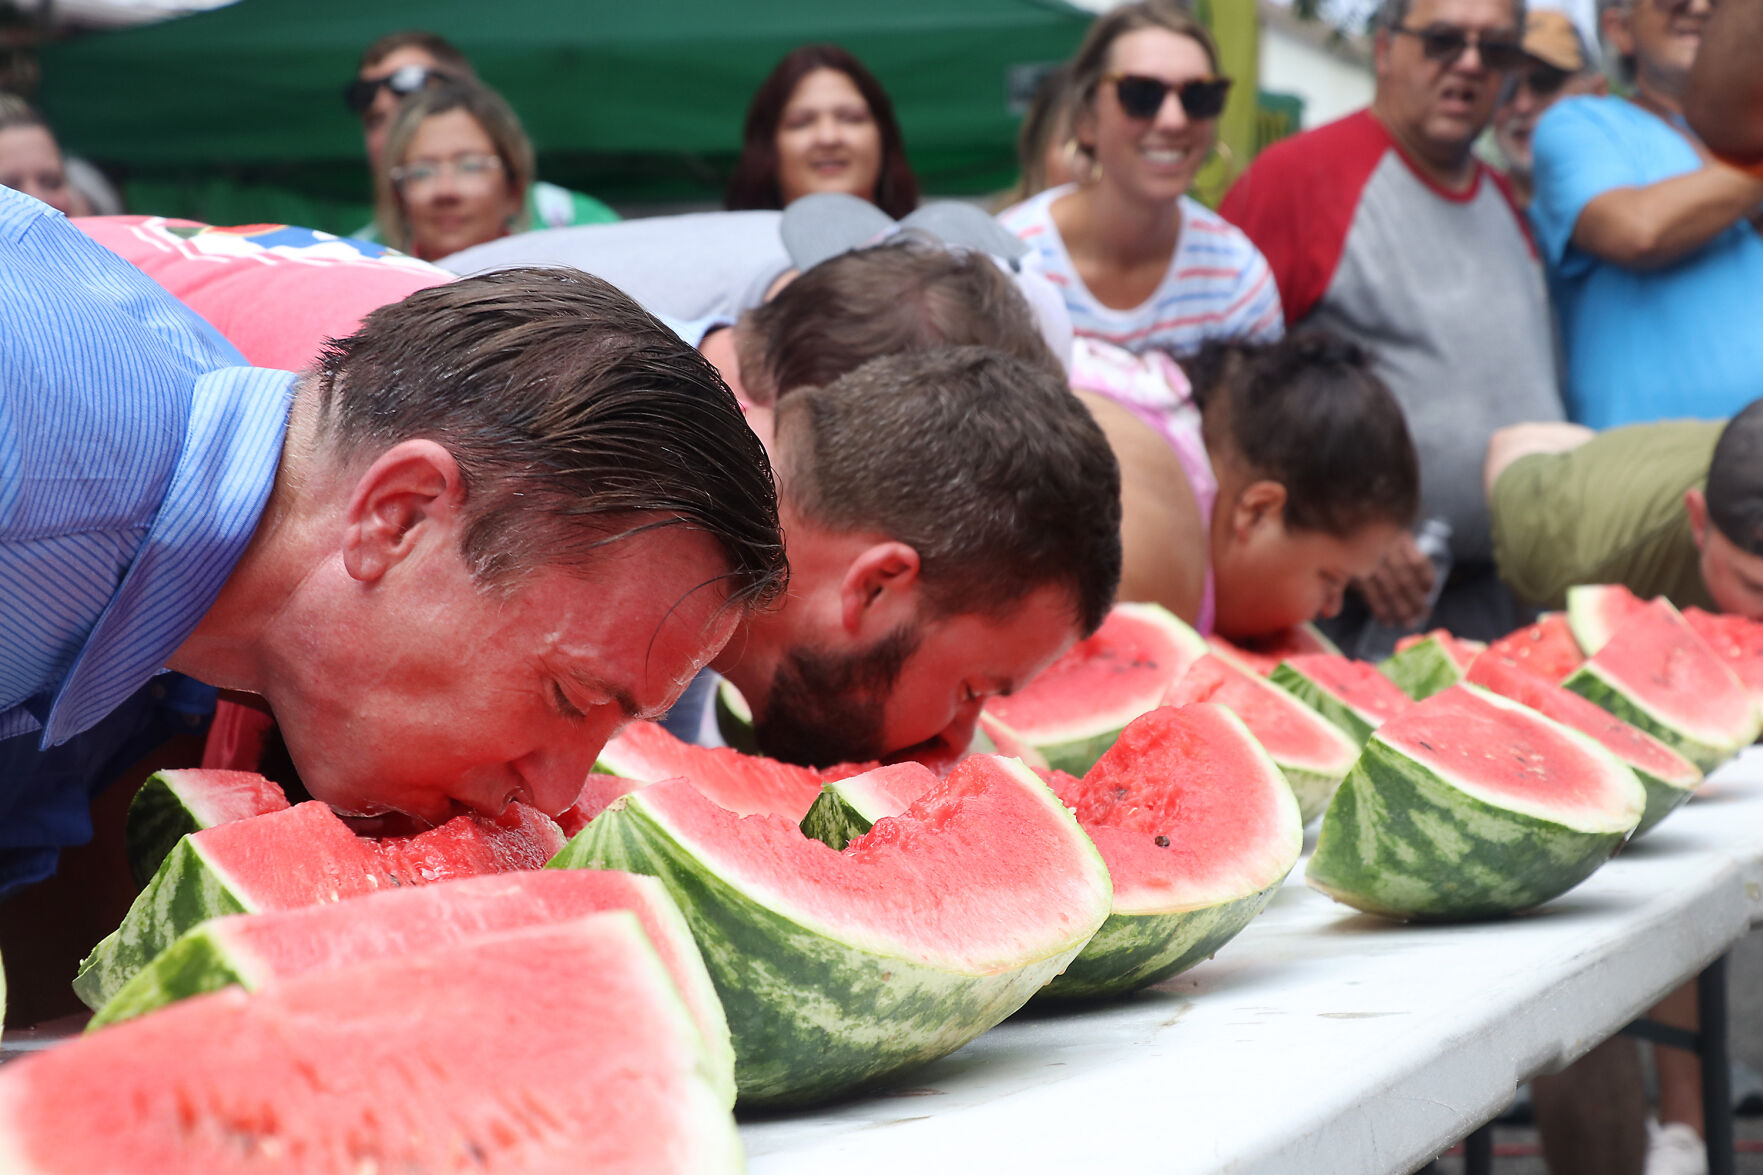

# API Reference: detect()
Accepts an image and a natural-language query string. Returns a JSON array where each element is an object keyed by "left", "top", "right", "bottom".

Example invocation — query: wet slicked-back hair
[
  {"left": 775, "top": 346, "right": 1122, "bottom": 635},
  {"left": 1707, "top": 399, "right": 1763, "bottom": 557},
  {"left": 737, "top": 236, "right": 1060, "bottom": 404},
  {"left": 312, "top": 267, "right": 788, "bottom": 609},
  {"left": 1187, "top": 331, "right": 1420, "bottom": 536}
]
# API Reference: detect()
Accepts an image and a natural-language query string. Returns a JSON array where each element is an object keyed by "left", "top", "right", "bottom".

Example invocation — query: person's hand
[{"left": 1356, "top": 532, "right": 1437, "bottom": 628}]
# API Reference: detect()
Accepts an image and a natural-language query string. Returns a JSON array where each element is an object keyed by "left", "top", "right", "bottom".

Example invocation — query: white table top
[{"left": 741, "top": 749, "right": 1763, "bottom": 1175}]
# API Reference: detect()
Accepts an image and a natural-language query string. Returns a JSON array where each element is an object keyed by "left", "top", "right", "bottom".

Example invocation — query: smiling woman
[{"left": 725, "top": 44, "right": 920, "bottom": 218}]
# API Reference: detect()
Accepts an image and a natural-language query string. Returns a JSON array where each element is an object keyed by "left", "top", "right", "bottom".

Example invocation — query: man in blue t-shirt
[{"left": 1529, "top": 0, "right": 1763, "bottom": 430}]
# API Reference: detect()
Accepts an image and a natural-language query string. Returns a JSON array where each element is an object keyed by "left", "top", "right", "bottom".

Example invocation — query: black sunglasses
[
  {"left": 1104, "top": 73, "right": 1234, "bottom": 121},
  {"left": 343, "top": 64, "right": 454, "bottom": 115},
  {"left": 1391, "top": 24, "right": 1530, "bottom": 71}
]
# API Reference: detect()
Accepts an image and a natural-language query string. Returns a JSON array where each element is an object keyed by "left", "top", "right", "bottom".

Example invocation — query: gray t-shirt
[{"left": 438, "top": 210, "right": 790, "bottom": 324}]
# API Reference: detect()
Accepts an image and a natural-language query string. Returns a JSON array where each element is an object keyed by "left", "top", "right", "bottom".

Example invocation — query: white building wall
[{"left": 1259, "top": 27, "right": 1376, "bottom": 129}]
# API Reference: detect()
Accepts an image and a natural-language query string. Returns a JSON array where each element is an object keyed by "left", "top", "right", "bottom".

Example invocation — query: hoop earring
[
  {"left": 1210, "top": 139, "right": 1236, "bottom": 170},
  {"left": 1063, "top": 138, "right": 1103, "bottom": 186}
]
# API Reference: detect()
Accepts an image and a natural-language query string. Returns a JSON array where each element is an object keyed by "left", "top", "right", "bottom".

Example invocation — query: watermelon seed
[
  {"left": 1155, "top": 835, "right": 1170, "bottom": 847},
  {"left": 1115, "top": 788, "right": 1128, "bottom": 799}
]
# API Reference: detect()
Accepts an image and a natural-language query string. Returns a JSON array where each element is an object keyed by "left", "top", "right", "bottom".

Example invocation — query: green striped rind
[
  {"left": 1039, "top": 884, "right": 1280, "bottom": 1000},
  {"left": 87, "top": 924, "right": 255, "bottom": 1030},
  {"left": 1379, "top": 639, "right": 1465, "bottom": 701},
  {"left": 1306, "top": 732, "right": 1638, "bottom": 922},
  {"left": 1630, "top": 761, "right": 1700, "bottom": 838},
  {"left": 798, "top": 787, "right": 875, "bottom": 852},
  {"left": 73, "top": 838, "right": 249, "bottom": 1011},
  {"left": 1563, "top": 662, "right": 1749, "bottom": 775},
  {"left": 1269, "top": 663, "right": 1378, "bottom": 747},
  {"left": 124, "top": 773, "right": 219, "bottom": 889},
  {"left": 1036, "top": 727, "right": 1132, "bottom": 776},
  {"left": 549, "top": 794, "right": 1097, "bottom": 1108},
  {"left": 712, "top": 679, "right": 760, "bottom": 755}
]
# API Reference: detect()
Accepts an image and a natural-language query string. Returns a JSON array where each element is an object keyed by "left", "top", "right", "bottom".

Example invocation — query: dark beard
[{"left": 752, "top": 623, "right": 922, "bottom": 768}]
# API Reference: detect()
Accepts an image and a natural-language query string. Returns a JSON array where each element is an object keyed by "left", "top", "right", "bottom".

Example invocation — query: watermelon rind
[
  {"left": 550, "top": 761, "right": 1110, "bottom": 1107},
  {"left": 1379, "top": 636, "right": 1466, "bottom": 701},
  {"left": 982, "top": 602, "right": 1207, "bottom": 775},
  {"left": 74, "top": 836, "right": 251, "bottom": 1012},
  {"left": 799, "top": 785, "right": 876, "bottom": 853},
  {"left": 1562, "top": 662, "right": 1754, "bottom": 776},
  {"left": 1565, "top": 584, "right": 1647, "bottom": 656},
  {"left": 1042, "top": 883, "right": 1282, "bottom": 1000},
  {"left": 1270, "top": 661, "right": 1381, "bottom": 747},
  {"left": 712, "top": 678, "right": 760, "bottom": 755},
  {"left": 124, "top": 770, "right": 288, "bottom": 889},
  {"left": 1306, "top": 687, "right": 1645, "bottom": 921}
]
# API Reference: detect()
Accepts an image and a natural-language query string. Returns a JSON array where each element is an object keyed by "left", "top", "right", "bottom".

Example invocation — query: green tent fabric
[{"left": 36, "top": 0, "right": 1095, "bottom": 230}]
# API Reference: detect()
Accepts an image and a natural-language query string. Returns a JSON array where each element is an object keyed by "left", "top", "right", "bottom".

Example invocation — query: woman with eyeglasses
[
  {"left": 998, "top": 0, "right": 1281, "bottom": 358},
  {"left": 726, "top": 44, "right": 919, "bottom": 218},
  {"left": 374, "top": 78, "right": 533, "bottom": 262}
]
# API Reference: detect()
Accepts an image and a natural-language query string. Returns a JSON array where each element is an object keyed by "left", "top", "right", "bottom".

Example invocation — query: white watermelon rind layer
[
  {"left": 1307, "top": 687, "right": 1645, "bottom": 921},
  {"left": 989, "top": 603, "right": 1207, "bottom": 771},
  {"left": 1565, "top": 584, "right": 1632, "bottom": 656},
  {"left": 74, "top": 837, "right": 253, "bottom": 1012},
  {"left": 549, "top": 760, "right": 1111, "bottom": 1107}
]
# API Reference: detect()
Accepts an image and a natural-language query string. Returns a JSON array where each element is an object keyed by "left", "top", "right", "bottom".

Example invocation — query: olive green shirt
[{"left": 1490, "top": 419, "right": 1722, "bottom": 612}]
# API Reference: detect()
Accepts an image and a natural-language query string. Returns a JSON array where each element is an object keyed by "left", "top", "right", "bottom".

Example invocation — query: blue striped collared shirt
[{"left": 0, "top": 187, "right": 294, "bottom": 889}]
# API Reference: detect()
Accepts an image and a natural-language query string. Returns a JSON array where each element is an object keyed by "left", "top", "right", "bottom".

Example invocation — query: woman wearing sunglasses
[
  {"left": 373, "top": 78, "right": 533, "bottom": 262},
  {"left": 998, "top": 0, "right": 1281, "bottom": 358}
]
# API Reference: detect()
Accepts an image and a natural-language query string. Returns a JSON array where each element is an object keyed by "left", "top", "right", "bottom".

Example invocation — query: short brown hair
[
  {"left": 312, "top": 268, "right": 788, "bottom": 609},
  {"left": 736, "top": 236, "right": 1059, "bottom": 404},
  {"left": 357, "top": 30, "right": 473, "bottom": 78},
  {"left": 775, "top": 346, "right": 1121, "bottom": 635},
  {"left": 373, "top": 78, "right": 534, "bottom": 253}
]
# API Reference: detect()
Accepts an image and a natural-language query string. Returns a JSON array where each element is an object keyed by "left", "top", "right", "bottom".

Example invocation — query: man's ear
[
  {"left": 1601, "top": 4, "right": 1636, "bottom": 59},
  {"left": 838, "top": 541, "right": 922, "bottom": 636},
  {"left": 1685, "top": 487, "right": 1710, "bottom": 551},
  {"left": 340, "top": 439, "right": 466, "bottom": 584},
  {"left": 1228, "top": 479, "right": 1288, "bottom": 542},
  {"left": 1372, "top": 25, "right": 1394, "bottom": 80}
]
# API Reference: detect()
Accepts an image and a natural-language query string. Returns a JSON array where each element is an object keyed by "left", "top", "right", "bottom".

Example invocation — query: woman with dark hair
[{"left": 725, "top": 44, "right": 919, "bottom": 217}]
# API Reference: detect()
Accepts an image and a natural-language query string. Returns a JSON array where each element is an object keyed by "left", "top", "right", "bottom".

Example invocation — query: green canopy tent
[{"left": 35, "top": 0, "right": 1102, "bottom": 232}]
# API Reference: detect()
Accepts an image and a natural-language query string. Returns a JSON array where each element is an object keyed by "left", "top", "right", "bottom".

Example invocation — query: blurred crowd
[{"left": 3, "top": 0, "right": 1762, "bottom": 1170}]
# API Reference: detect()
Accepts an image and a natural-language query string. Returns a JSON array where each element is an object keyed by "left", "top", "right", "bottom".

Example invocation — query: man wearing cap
[
  {"left": 1528, "top": 0, "right": 1763, "bottom": 430},
  {"left": 1485, "top": 405, "right": 1763, "bottom": 1175},
  {"left": 1488, "top": 11, "right": 1607, "bottom": 210}
]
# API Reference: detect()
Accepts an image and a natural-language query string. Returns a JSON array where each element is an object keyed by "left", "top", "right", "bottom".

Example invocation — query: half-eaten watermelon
[
  {"left": 125, "top": 769, "right": 289, "bottom": 886},
  {"left": 1306, "top": 685, "right": 1646, "bottom": 921},
  {"left": 1, "top": 917, "right": 743, "bottom": 1174},
  {"left": 550, "top": 754, "right": 1111, "bottom": 1106}
]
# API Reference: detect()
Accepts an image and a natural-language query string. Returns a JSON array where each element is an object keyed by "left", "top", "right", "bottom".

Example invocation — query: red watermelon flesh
[
  {"left": 1485, "top": 613, "right": 1584, "bottom": 682},
  {"left": 1395, "top": 628, "right": 1486, "bottom": 668},
  {"left": 5, "top": 919, "right": 742, "bottom": 1174},
  {"left": 1050, "top": 704, "right": 1302, "bottom": 912},
  {"left": 1684, "top": 607, "right": 1763, "bottom": 712},
  {"left": 153, "top": 769, "right": 287, "bottom": 824},
  {"left": 1209, "top": 624, "right": 1342, "bottom": 676},
  {"left": 624, "top": 754, "right": 1108, "bottom": 970},
  {"left": 1385, "top": 685, "right": 1647, "bottom": 824},
  {"left": 1466, "top": 654, "right": 1701, "bottom": 789},
  {"left": 1284, "top": 654, "right": 1416, "bottom": 725},
  {"left": 1566, "top": 583, "right": 1651, "bottom": 654},
  {"left": 597, "top": 720, "right": 881, "bottom": 820}
]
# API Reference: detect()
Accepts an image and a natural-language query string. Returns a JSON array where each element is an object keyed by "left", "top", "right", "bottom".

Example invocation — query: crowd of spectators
[{"left": 3, "top": 2, "right": 1762, "bottom": 1170}]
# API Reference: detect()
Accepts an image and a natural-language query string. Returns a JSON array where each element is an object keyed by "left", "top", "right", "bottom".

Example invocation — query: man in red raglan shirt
[{"left": 1220, "top": 0, "right": 1564, "bottom": 650}]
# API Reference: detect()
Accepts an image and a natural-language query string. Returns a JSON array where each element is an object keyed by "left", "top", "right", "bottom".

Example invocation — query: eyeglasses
[
  {"left": 389, "top": 153, "right": 504, "bottom": 192},
  {"left": 1500, "top": 64, "right": 1572, "bottom": 103},
  {"left": 344, "top": 64, "right": 454, "bottom": 115},
  {"left": 1103, "top": 73, "right": 1234, "bottom": 121},
  {"left": 1390, "top": 24, "right": 1531, "bottom": 70}
]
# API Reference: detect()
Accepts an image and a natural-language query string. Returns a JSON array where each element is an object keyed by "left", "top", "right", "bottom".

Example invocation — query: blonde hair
[
  {"left": 1070, "top": 0, "right": 1223, "bottom": 114},
  {"left": 373, "top": 77, "right": 534, "bottom": 253}
]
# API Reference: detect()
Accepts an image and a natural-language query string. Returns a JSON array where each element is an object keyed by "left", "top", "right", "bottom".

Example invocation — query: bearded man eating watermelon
[{"left": 0, "top": 185, "right": 787, "bottom": 900}]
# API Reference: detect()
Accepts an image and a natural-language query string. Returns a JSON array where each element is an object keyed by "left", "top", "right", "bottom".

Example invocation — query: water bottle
[{"left": 1354, "top": 517, "right": 1453, "bottom": 662}]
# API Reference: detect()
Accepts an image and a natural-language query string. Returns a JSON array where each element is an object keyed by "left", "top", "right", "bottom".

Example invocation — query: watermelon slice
[
  {"left": 1485, "top": 612, "right": 1584, "bottom": 683},
  {"left": 981, "top": 602, "right": 1207, "bottom": 774},
  {"left": 1683, "top": 607, "right": 1763, "bottom": 714},
  {"left": 597, "top": 719, "right": 880, "bottom": 820},
  {"left": 1207, "top": 622, "right": 1342, "bottom": 676},
  {"left": 1161, "top": 653, "right": 1358, "bottom": 822},
  {"left": 1566, "top": 583, "right": 1651, "bottom": 655},
  {"left": 1465, "top": 654, "right": 1702, "bottom": 835},
  {"left": 801, "top": 706, "right": 1301, "bottom": 1000},
  {"left": 125, "top": 769, "right": 289, "bottom": 886},
  {"left": 1307, "top": 685, "right": 1647, "bottom": 921},
  {"left": 1270, "top": 653, "right": 1416, "bottom": 747},
  {"left": 551, "top": 754, "right": 1111, "bottom": 1106},
  {"left": 75, "top": 800, "right": 564, "bottom": 1011},
  {"left": 1, "top": 917, "right": 743, "bottom": 1174},
  {"left": 1381, "top": 630, "right": 1485, "bottom": 700},
  {"left": 87, "top": 871, "right": 736, "bottom": 1102},
  {"left": 1562, "top": 597, "right": 1761, "bottom": 773}
]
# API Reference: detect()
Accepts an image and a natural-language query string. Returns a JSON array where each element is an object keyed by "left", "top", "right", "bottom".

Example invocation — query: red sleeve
[{"left": 1219, "top": 111, "right": 1391, "bottom": 324}]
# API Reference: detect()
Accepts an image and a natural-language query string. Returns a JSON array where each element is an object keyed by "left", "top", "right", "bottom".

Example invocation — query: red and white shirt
[{"left": 997, "top": 186, "right": 1282, "bottom": 357}]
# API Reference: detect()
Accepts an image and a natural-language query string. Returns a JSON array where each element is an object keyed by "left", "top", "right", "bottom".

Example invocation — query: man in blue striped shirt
[{"left": 0, "top": 187, "right": 786, "bottom": 897}]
